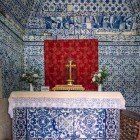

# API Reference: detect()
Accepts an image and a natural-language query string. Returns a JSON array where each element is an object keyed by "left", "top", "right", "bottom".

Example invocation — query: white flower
[
  {"left": 97, "top": 73, "right": 101, "bottom": 78},
  {"left": 33, "top": 74, "right": 38, "bottom": 78},
  {"left": 99, "top": 70, "right": 102, "bottom": 72},
  {"left": 22, "top": 74, "right": 26, "bottom": 77},
  {"left": 92, "top": 77, "right": 95, "bottom": 82},
  {"left": 94, "top": 74, "right": 97, "bottom": 77},
  {"left": 91, "top": 68, "right": 108, "bottom": 85}
]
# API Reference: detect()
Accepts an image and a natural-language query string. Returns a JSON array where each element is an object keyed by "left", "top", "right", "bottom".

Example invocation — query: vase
[
  {"left": 98, "top": 84, "right": 102, "bottom": 92},
  {"left": 29, "top": 83, "right": 34, "bottom": 91}
]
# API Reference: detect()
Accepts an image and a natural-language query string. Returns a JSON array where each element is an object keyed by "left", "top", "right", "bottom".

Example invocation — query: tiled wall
[
  {"left": 0, "top": 0, "right": 34, "bottom": 29},
  {"left": 0, "top": 14, "right": 24, "bottom": 98},
  {"left": 1, "top": 0, "right": 139, "bottom": 113},
  {"left": 23, "top": 43, "right": 44, "bottom": 91},
  {"left": 99, "top": 45, "right": 140, "bottom": 113}
]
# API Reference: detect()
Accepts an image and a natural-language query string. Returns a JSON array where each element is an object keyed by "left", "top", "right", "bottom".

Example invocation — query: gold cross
[{"left": 66, "top": 59, "right": 76, "bottom": 85}]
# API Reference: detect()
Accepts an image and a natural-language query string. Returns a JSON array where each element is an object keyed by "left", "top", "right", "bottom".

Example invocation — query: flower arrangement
[
  {"left": 92, "top": 69, "right": 108, "bottom": 85},
  {"left": 21, "top": 67, "right": 39, "bottom": 85}
]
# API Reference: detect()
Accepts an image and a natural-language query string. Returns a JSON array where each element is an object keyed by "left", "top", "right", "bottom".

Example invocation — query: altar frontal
[{"left": 9, "top": 91, "right": 125, "bottom": 140}]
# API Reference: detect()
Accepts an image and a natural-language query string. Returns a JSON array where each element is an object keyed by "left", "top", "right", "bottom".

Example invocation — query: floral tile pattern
[
  {"left": 13, "top": 107, "right": 120, "bottom": 139},
  {"left": 25, "top": 0, "right": 140, "bottom": 36}
]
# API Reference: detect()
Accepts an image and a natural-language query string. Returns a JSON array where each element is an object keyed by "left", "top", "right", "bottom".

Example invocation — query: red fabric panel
[{"left": 44, "top": 39, "right": 98, "bottom": 90}]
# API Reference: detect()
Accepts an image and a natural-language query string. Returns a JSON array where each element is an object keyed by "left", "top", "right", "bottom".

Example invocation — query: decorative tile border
[
  {"left": 25, "top": 0, "right": 140, "bottom": 38},
  {"left": 23, "top": 34, "right": 140, "bottom": 43}
]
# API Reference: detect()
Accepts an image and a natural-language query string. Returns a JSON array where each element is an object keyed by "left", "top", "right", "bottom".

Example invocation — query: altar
[{"left": 8, "top": 91, "right": 125, "bottom": 140}]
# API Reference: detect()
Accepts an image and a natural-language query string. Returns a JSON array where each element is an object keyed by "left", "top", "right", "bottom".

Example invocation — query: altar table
[{"left": 8, "top": 91, "right": 125, "bottom": 140}]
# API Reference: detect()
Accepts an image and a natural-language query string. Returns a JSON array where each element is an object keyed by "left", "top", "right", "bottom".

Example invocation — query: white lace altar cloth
[{"left": 8, "top": 91, "right": 125, "bottom": 118}]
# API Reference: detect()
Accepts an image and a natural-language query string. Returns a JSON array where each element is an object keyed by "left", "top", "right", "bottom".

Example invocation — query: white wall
[{"left": 0, "top": 61, "right": 12, "bottom": 140}]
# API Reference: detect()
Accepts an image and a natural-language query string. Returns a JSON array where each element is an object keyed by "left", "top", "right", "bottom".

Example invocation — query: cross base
[{"left": 67, "top": 79, "right": 74, "bottom": 85}]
